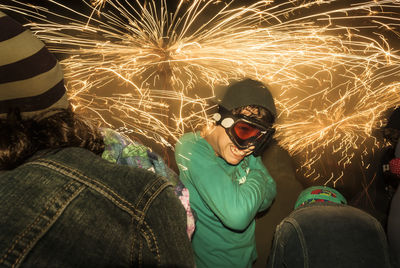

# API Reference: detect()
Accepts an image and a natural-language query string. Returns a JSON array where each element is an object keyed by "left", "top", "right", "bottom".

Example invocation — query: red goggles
[{"left": 217, "top": 114, "right": 275, "bottom": 151}]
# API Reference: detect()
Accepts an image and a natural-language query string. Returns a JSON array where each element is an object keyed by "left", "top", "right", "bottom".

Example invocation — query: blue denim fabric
[
  {"left": 0, "top": 147, "right": 194, "bottom": 267},
  {"left": 267, "top": 203, "right": 393, "bottom": 268}
]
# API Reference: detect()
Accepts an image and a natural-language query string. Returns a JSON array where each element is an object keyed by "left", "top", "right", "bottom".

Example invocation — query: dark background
[
  {"left": 2, "top": 1, "right": 399, "bottom": 266},
  {"left": 3, "top": 0, "right": 397, "bottom": 222}
]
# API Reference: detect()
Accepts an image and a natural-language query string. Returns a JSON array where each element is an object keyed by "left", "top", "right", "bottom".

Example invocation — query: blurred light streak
[{"left": 2, "top": 0, "right": 400, "bottom": 183}]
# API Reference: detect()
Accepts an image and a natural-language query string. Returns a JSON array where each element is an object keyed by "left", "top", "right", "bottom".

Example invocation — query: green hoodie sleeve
[
  {"left": 250, "top": 155, "right": 276, "bottom": 212},
  {"left": 176, "top": 134, "right": 276, "bottom": 231}
]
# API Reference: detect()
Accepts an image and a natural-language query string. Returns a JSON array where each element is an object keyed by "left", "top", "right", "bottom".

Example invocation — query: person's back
[
  {"left": 267, "top": 186, "right": 393, "bottom": 268},
  {"left": 0, "top": 11, "right": 194, "bottom": 267},
  {"left": 0, "top": 147, "right": 194, "bottom": 267},
  {"left": 388, "top": 185, "right": 400, "bottom": 266}
]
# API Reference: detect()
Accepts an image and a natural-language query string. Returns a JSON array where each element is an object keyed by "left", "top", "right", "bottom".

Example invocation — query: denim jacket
[
  {"left": 267, "top": 203, "right": 393, "bottom": 268},
  {"left": 0, "top": 147, "right": 194, "bottom": 267}
]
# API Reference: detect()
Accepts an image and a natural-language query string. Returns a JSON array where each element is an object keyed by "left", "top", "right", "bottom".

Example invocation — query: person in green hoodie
[{"left": 175, "top": 78, "right": 277, "bottom": 267}]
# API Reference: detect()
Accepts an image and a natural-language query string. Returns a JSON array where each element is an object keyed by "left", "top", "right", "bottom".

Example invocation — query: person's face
[{"left": 212, "top": 125, "right": 254, "bottom": 165}]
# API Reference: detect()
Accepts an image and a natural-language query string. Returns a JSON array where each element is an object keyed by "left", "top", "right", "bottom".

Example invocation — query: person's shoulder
[
  {"left": 39, "top": 147, "right": 168, "bottom": 198},
  {"left": 5, "top": 147, "right": 168, "bottom": 207},
  {"left": 246, "top": 154, "right": 258, "bottom": 162},
  {"left": 176, "top": 132, "right": 206, "bottom": 150},
  {"left": 175, "top": 132, "right": 214, "bottom": 161},
  {"left": 177, "top": 131, "right": 201, "bottom": 143},
  {"left": 245, "top": 154, "right": 265, "bottom": 167}
]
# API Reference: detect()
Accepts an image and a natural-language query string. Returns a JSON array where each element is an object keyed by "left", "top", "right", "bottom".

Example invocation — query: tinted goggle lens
[
  {"left": 233, "top": 122, "right": 262, "bottom": 140},
  {"left": 229, "top": 121, "right": 267, "bottom": 149},
  {"left": 217, "top": 114, "right": 272, "bottom": 150}
]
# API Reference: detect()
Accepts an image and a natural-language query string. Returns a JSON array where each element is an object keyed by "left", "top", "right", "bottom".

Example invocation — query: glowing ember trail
[{"left": 2, "top": 0, "right": 400, "bottom": 184}]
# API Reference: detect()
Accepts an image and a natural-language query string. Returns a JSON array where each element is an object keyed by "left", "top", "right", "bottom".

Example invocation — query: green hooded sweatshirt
[{"left": 175, "top": 132, "right": 276, "bottom": 268}]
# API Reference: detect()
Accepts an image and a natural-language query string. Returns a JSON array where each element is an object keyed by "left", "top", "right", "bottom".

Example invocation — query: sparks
[{"left": 2, "top": 0, "right": 400, "bottom": 184}]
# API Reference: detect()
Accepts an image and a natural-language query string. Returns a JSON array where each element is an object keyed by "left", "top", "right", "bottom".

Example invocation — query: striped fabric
[{"left": 0, "top": 11, "right": 69, "bottom": 119}]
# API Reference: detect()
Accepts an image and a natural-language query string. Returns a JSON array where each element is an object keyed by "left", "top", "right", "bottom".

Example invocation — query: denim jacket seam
[
  {"left": 141, "top": 221, "right": 161, "bottom": 265},
  {"left": 132, "top": 178, "right": 170, "bottom": 267},
  {"left": 284, "top": 217, "right": 309, "bottom": 268},
  {"left": 26, "top": 159, "right": 142, "bottom": 221},
  {"left": 134, "top": 231, "right": 159, "bottom": 268},
  {"left": 26, "top": 159, "right": 166, "bottom": 267},
  {"left": 138, "top": 237, "right": 143, "bottom": 266},
  {"left": 136, "top": 177, "right": 172, "bottom": 224},
  {"left": 130, "top": 217, "right": 136, "bottom": 266},
  {"left": 0, "top": 181, "right": 85, "bottom": 268},
  {"left": 269, "top": 221, "right": 283, "bottom": 266}
]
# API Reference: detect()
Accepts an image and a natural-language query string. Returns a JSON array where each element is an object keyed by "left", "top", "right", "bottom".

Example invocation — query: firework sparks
[{"left": 2, "top": 0, "right": 400, "bottom": 184}]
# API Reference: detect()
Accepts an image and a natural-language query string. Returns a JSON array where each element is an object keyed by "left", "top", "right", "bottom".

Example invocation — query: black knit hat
[
  {"left": 0, "top": 11, "right": 69, "bottom": 119},
  {"left": 213, "top": 78, "right": 277, "bottom": 117}
]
